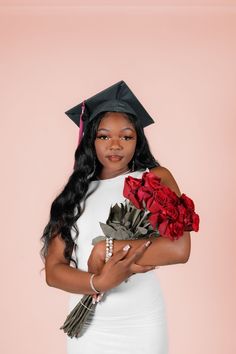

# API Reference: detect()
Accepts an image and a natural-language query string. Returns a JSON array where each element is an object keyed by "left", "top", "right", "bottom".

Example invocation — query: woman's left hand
[{"left": 88, "top": 239, "right": 157, "bottom": 277}]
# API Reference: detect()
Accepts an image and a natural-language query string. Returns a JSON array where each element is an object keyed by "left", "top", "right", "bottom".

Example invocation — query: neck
[{"left": 98, "top": 168, "right": 131, "bottom": 180}]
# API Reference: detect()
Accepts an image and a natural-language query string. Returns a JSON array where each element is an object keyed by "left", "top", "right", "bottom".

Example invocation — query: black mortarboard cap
[{"left": 65, "top": 80, "right": 155, "bottom": 129}]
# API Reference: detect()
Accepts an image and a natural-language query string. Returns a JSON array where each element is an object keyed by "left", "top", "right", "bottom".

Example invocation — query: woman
[{"left": 41, "top": 81, "right": 191, "bottom": 354}]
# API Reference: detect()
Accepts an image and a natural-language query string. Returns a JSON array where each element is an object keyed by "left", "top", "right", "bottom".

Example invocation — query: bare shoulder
[{"left": 149, "top": 166, "right": 181, "bottom": 196}]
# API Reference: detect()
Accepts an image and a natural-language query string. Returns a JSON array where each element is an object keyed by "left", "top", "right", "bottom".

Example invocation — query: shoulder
[
  {"left": 149, "top": 166, "right": 174, "bottom": 182},
  {"left": 149, "top": 166, "right": 181, "bottom": 196}
]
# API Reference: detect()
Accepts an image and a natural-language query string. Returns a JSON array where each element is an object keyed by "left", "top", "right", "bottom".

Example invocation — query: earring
[
  {"left": 131, "top": 159, "right": 135, "bottom": 172},
  {"left": 88, "top": 160, "right": 97, "bottom": 179}
]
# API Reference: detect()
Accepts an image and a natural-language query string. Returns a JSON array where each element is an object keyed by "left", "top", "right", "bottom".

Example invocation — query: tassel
[{"left": 78, "top": 100, "right": 85, "bottom": 145}]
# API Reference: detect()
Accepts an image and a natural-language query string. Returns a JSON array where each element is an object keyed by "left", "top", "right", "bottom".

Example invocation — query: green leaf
[
  {"left": 111, "top": 203, "right": 122, "bottom": 221},
  {"left": 133, "top": 210, "right": 143, "bottom": 229},
  {"left": 115, "top": 229, "right": 133, "bottom": 239},
  {"left": 136, "top": 226, "right": 148, "bottom": 235},
  {"left": 99, "top": 222, "right": 116, "bottom": 236},
  {"left": 124, "top": 221, "right": 131, "bottom": 228},
  {"left": 108, "top": 222, "right": 121, "bottom": 231},
  {"left": 133, "top": 210, "right": 149, "bottom": 229}
]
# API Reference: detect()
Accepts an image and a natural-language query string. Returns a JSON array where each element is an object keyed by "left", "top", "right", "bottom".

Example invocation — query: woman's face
[{"left": 94, "top": 112, "right": 137, "bottom": 179}]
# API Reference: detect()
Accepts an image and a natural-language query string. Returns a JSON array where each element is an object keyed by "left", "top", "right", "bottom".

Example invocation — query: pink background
[{"left": 1, "top": 1, "right": 236, "bottom": 353}]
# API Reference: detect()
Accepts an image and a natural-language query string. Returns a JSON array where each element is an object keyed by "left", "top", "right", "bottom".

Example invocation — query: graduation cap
[{"left": 65, "top": 80, "right": 155, "bottom": 144}]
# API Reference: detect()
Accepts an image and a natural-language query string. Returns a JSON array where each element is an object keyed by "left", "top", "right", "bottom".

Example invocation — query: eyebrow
[{"left": 97, "top": 127, "right": 135, "bottom": 132}]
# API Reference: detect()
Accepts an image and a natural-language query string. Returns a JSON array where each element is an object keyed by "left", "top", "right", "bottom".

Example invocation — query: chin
[{"left": 105, "top": 163, "right": 128, "bottom": 170}]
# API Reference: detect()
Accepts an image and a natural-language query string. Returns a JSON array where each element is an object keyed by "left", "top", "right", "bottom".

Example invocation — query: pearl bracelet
[
  {"left": 105, "top": 236, "right": 113, "bottom": 262},
  {"left": 89, "top": 273, "right": 100, "bottom": 294}
]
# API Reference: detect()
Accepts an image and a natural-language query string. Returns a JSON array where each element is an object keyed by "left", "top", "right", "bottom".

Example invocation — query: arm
[
  {"left": 44, "top": 234, "right": 155, "bottom": 294},
  {"left": 45, "top": 235, "right": 99, "bottom": 294},
  {"left": 112, "top": 231, "right": 190, "bottom": 266},
  {"left": 92, "top": 166, "right": 191, "bottom": 268}
]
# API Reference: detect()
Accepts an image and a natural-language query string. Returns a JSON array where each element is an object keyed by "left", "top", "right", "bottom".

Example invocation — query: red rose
[
  {"left": 157, "top": 219, "right": 169, "bottom": 236},
  {"left": 146, "top": 187, "right": 178, "bottom": 213},
  {"left": 124, "top": 175, "right": 142, "bottom": 191},
  {"left": 148, "top": 212, "right": 162, "bottom": 230},
  {"left": 154, "top": 189, "right": 172, "bottom": 206},
  {"left": 142, "top": 172, "right": 179, "bottom": 205},
  {"left": 123, "top": 176, "right": 143, "bottom": 209},
  {"left": 166, "top": 221, "right": 184, "bottom": 240},
  {"left": 184, "top": 211, "right": 200, "bottom": 232},
  {"left": 146, "top": 195, "right": 164, "bottom": 213},
  {"left": 177, "top": 204, "right": 187, "bottom": 224},
  {"left": 165, "top": 204, "right": 179, "bottom": 221},
  {"left": 160, "top": 185, "right": 179, "bottom": 205},
  {"left": 178, "top": 193, "right": 200, "bottom": 232},
  {"left": 142, "top": 172, "right": 161, "bottom": 190},
  {"left": 137, "top": 186, "right": 152, "bottom": 204},
  {"left": 180, "top": 194, "right": 195, "bottom": 211},
  {"left": 158, "top": 219, "right": 184, "bottom": 240},
  {"left": 192, "top": 213, "right": 200, "bottom": 231}
]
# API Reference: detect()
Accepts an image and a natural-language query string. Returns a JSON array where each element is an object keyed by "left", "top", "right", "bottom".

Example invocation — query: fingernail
[
  {"left": 96, "top": 294, "right": 102, "bottom": 303},
  {"left": 145, "top": 240, "right": 152, "bottom": 247},
  {"left": 123, "top": 244, "right": 131, "bottom": 251},
  {"left": 92, "top": 297, "right": 96, "bottom": 304}
]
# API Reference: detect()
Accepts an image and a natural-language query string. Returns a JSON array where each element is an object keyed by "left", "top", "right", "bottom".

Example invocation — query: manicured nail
[
  {"left": 96, "top": 294, "right": 102, "bottom": 303},
  {"left": 92, "top": 297, "right": 96, "bottom": 305},
  {"left": 123, "top": 244, "right": 131, "bottom": 251},
  {"left": 145, "top": 240, "right": 152, "bottom": 247}
]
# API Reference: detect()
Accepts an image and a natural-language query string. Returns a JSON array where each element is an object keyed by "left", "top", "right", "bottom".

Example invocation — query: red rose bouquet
[
  {"left": 60, "top": 171, "right": 199, "bottom": 338},
  {"left": 123, "top": 171, "right": 199, "bottom": 239}
]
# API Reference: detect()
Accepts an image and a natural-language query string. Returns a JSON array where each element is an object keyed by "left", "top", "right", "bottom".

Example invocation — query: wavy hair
[{"left": 40, "top": 112, "right": 160, "bottom": 267}]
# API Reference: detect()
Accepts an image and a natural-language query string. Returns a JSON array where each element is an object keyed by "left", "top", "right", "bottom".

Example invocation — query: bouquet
[{"left": 60, "top": 171, "right": 199, "bottom": 337}]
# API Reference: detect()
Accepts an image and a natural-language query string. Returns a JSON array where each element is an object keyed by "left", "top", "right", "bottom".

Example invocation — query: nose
[{"left": 108, "top": 138, "right": 123, "bottom": 150}]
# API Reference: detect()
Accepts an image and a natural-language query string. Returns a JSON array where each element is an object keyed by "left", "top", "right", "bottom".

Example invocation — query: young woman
[{"left": 41, "top": 81, "right": 191, "bottom": 354}]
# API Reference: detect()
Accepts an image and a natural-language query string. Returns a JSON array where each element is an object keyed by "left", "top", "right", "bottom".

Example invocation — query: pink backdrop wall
[{"left": 1, "top": 2, "right": 236, "bottom": 353}]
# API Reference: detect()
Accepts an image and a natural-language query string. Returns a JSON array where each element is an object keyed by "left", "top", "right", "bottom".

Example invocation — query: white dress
[{"left": 67, "top": 169, "right": 168, "bottom": 354}]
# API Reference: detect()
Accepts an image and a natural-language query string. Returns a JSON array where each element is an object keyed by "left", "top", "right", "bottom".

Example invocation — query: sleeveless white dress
[{"left": 67, "top": 169, "right": 168, "bottom": 354}]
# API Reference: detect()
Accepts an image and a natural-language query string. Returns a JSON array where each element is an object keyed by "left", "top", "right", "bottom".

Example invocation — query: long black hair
[{"left": 40, "top": 112, "right": 160, "bottom": 267}]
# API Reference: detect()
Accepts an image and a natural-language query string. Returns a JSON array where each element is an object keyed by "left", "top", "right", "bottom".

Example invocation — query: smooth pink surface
[
  {"left": 1, "top": 1, "right": 236, "bottom": 6},
  {"left": 1, "top": 4, "right": 236, "bottom": 354}
]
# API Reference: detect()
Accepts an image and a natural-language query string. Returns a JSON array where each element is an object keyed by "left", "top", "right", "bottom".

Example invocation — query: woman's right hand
[{"left": 92, "top": 240, "right": 155, "bottom": 293}]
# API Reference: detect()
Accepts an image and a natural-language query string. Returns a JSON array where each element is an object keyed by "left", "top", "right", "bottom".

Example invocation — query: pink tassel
[
  {"left": 78, "top": 100, "right": 85, "bottom": 145},
  {"left": 73, "top": 101, "right": 86, "bottom": 170}
]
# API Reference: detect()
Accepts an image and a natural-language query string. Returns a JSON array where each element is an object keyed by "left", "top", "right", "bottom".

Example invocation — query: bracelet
[
  {"left": 105, "top": 237, "right": 113, "bottom": 262},
  {"left": 89, "top": 273, "right": 100, "bottom": 294}
]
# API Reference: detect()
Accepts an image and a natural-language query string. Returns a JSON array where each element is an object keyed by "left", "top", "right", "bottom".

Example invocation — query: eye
[
  {"left": 96, "top": 135, "right": 109, "bottom": 140},
  {"left": 120, "top": 136, "right": 135, "bottom": 141}
]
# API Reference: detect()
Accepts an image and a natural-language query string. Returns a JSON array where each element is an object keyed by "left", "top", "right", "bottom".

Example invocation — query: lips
[{"left": 107, "top": 155, "right": 123, "bottom": 161}]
